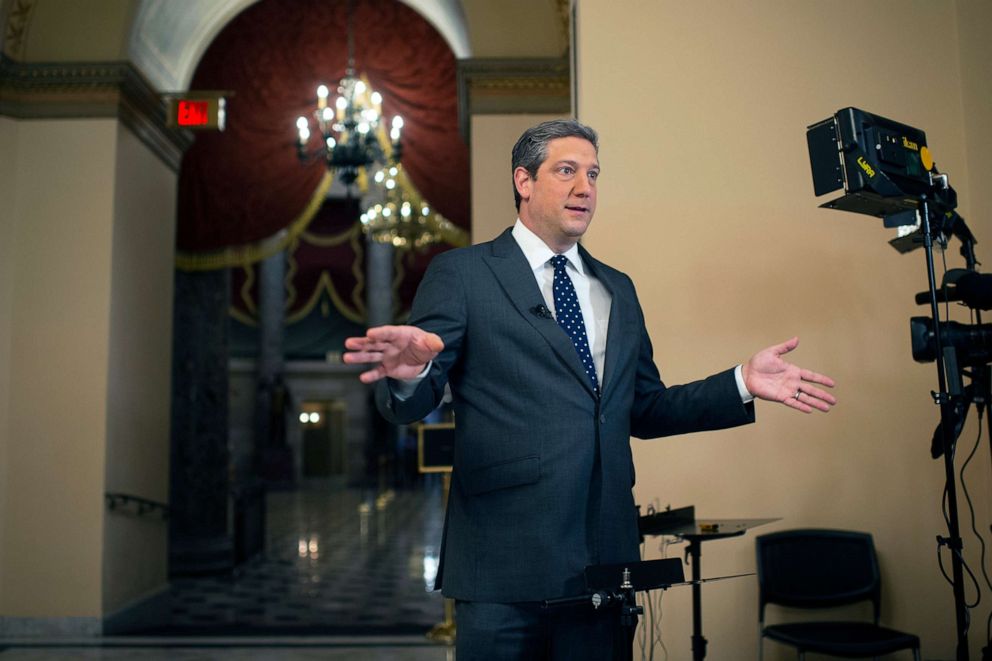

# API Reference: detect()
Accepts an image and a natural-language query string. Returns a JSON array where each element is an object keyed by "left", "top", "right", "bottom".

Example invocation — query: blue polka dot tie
[{"left": 550, "top": 255, "right": 599, "bottom": 393}]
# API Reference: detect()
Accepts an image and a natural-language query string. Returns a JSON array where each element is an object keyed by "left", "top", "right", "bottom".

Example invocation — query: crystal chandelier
[
  {"left": 293, "top": 1, "right": 457, "bottom": 250},
  {"left": 361, "top": 163, "right": 462, "bottom": 250},
  {"left": 294, "top": 0, "right": 402, "bottom": 188},
  {"left": 295, "top": 77, "right": 402, "bottom": 187}
]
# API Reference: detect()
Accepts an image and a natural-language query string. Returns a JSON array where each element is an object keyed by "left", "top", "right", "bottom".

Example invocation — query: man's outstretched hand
[
  {"left": 742, "top": 337, "right": 836, "bottom": 413},
  {"left": 343, "top": 325, "right": 444, "bottom": 384}
]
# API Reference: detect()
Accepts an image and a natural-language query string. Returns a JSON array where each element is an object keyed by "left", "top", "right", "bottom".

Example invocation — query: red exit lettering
[{"left": 177, "top": 100, "right": 209, "bottom": 127}]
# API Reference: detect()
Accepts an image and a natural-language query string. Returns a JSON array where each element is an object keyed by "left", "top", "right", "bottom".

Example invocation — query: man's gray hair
[{"left": 511, "top": 119, "right": 598, "bottom": 210}]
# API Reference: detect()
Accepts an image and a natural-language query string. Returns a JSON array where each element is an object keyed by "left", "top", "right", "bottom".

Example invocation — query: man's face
[{"left": 515, "top": 136, "right": 599, "bottom": 253}]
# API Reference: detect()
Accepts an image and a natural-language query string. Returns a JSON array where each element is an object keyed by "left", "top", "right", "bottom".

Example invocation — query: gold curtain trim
[
  {"left": 229, "top": 305, "right": 257, "bottom": 327},
  {"left": 285, "top": 270, "right": 365, "bottom": 325},
  {"left": 175, "top": 170, "right": 333, "bottom": 271},
  {"left": 284, "top": 237, "right": 300, "bottom": 312},
  {"left": 239, "top": 263, "right": 257, "bottom": 315},
  {"left": 301, "top": 223, "right": 358, "bottom": 247},
  {"left": 294, "top": 225, "right": 368, "bottom": 322},
  {"left": 350, "top": 227, "right": 367, "bottom": 317},
  {"left": 226, "top": 214, "right": 367, "bottom": 327}
]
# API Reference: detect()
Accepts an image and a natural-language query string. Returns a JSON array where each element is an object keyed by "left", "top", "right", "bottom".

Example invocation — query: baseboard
[{"left": 0, "top": 616, "right": 101, "bottom": 637}]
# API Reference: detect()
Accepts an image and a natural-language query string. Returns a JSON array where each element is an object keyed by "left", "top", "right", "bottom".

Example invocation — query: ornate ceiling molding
[
  {"left": 552, "top": 0, "right": 570, "bottom": 53},
  {"left": 2, "top": 0, "right": 37, "bottom": 61},
  {"left": 456, "top": 57, "right": 570, "bottom": 139},
  {"left": 0, "top": 55, "right": 191, "bottom": 170}
]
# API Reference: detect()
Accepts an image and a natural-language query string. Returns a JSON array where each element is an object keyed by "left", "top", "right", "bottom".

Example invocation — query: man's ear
[{"left": 513, "top": 166, "right": 532, "bottom": 203}]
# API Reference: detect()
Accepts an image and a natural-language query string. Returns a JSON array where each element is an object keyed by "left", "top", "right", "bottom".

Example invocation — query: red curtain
[{"left": 177, "top": 0, "right": 469, "bottom": 253}]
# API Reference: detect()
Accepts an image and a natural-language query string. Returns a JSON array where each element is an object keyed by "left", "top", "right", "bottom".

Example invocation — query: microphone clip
[{"left": 531, "top": 304, "right": 553, "bottom": 320}]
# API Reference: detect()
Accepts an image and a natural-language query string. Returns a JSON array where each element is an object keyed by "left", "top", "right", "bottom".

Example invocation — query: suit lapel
[{"left": 483, "top": 229, "right": 596, "bottom": 396}]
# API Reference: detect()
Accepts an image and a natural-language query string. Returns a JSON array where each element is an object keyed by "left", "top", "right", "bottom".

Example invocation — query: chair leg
[
  {"left": 913, "top": 649, "right": 921, "bottom": 661},
  {"left": 797, "top": 652, "right": 805, "bottom": 661}
]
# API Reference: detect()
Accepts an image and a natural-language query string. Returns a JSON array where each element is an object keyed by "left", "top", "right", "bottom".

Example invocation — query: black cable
[
  {"left": 637, "top": 533, "right": 670, "bottom": 661},
  {"left": 967, "top": 407, "right": 992, "bottom": 649},
  {"left": 938, "top": 508, "right": 954, "bottom": 585},
  {"left": 960, "top": 408, "right": 991, "bottom": 589},
  {"left": 654, "top": 588, "right": 668, "bottom": 661},
  {"left": 958, "top": 413, "right": 992, "bottom": 608},
  {"left": 933, "top": 412, "right": 980, "bottom": 617}
]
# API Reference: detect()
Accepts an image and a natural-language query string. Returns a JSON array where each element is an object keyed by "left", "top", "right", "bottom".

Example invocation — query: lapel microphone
[{"left": 530, "top": 304, "right": 553, "bottom": 320}]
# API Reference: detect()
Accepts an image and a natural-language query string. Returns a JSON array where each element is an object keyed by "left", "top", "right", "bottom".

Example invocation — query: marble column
[
  {"left": 255, "top": 250, "right": 293, "bottom": 485},
  {"left": 365, "top": 237, "right": 394, "bottom": 327},
  {"left": 169, "top": 267, "right": 233, "bottom": 575},
  {"left": 362, "top": 236, "right": 397, "bottom": 490}
]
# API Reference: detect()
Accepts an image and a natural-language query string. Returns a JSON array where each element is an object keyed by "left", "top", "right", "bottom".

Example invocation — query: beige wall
[
  {"left": 470, "top": 113, "right": 566, "bottom": 244},
  {"left": 578, "top": 1, "right": 989, "bottom": 659},
  {"left": 0, "top": 116, "right": 17, "bottom": 604},
  {"left": 461, "top": 0, "right": 567, "bottom": 57},
  {"left": 1, "top": 117, "right": 175, "bottom": 624},
  {"left": 2, "top": 119, "right": 118, "bottom": 617},
  {"left": 101, "top": 124, "right": 175, "bottom": 615},
  {"left": 957, "top": 0, "right": 992, "bottom": 232}
]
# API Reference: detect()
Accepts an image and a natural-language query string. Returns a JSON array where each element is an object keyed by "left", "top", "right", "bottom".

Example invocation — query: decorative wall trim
[
  {"left": 2, "top": 0, "right": 37, "bottom": 61},
  {"left": 456, "top": 57, "right": 571, "bottom": 139},
  {"left": 552, "top": 0, "right": 570, "bottom": 51},
  {"left": 0, "top": 616, "right": 101, "bottom": 637},
  {"left": 0, "top": 55, "right": 191, "bottom": 171}
]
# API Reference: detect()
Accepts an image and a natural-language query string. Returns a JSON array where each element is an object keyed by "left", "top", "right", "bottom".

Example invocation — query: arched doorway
[{"left": 162, "top": 0, "right": 469, "bottom": 636}]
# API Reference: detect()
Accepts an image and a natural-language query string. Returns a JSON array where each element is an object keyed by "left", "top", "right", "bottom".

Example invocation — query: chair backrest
[{"left": 755, "top": 528, "right": 882, "bottom": 624}]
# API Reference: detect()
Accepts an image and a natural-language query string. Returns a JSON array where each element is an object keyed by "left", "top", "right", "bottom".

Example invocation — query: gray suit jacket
[{"left": 377, "top": 228, "right": 754, "bottom": 602}]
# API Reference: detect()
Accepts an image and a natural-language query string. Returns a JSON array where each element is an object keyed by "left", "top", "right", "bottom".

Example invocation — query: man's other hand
[
  {"left": 742, "top": 337, "right": 836, "bottom": 413},
  {"left": 343, "top": 325, "right": 445, "bottom": 384}
]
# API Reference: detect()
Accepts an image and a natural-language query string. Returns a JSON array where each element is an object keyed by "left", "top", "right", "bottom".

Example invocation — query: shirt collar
[{"left": 511, "top": 219, "right": 585, "bottom": 275}]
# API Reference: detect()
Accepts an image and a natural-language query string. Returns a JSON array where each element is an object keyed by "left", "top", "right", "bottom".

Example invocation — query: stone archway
[{"left": 126, "top": 0, "right": 471, "bottom": 92}]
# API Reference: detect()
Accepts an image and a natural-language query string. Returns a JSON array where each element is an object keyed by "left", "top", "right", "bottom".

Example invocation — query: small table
[{"left": 642, "top": 515, "right": 779, "bottom": 661}]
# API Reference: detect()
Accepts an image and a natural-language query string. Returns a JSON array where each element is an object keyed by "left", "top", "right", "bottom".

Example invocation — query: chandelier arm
[{"left": 346, "top": 0, "right": 356, "bottom": 73}]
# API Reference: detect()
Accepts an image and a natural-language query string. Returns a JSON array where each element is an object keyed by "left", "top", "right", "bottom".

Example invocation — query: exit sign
[
  {"left": 178, "top": 100, "right": 209, "bottom": 126},
  {"left": 166, "top": 95, "right": 226, "bottom": 131}
]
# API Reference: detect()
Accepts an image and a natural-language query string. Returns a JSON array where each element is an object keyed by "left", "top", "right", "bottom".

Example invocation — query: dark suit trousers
[{"left": 455, "top": 600, "right": 629, "bottom": 661}]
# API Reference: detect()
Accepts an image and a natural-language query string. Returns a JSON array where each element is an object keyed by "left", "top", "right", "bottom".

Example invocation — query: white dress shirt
[{"left": 511, "top": 219, "right": 610, "bottom": 382}]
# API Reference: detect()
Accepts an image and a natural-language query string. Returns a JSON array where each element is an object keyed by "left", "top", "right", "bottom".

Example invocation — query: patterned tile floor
[
  {"left": 0, "top": 479, "right": 456, "bottom": 658},
  {"left": 146, "top": 478, "right": 448, "bottom": 636}
]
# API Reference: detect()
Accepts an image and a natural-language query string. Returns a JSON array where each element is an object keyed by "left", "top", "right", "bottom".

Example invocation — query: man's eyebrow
[{"left": 552, "top": 159, "right": 600, "bottom": 170}]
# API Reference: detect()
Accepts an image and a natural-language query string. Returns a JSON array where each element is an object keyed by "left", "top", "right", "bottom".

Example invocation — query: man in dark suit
[{"left": 344, "top": 119, "right": 835, "bottom": 660}]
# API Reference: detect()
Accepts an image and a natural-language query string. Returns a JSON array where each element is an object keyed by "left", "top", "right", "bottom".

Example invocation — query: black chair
[{"left": 755, "top": 529, "right": 920, "bottom": 660}]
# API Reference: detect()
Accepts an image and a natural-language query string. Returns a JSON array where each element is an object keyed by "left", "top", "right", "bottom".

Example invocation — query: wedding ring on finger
[{"left": 794, "top": 390, "right": 801, "bottom": 400}]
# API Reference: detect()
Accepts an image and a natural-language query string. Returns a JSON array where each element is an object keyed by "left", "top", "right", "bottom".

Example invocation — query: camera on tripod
[{"left": 807, "top": 107, "right": 990, "bottom": 657}]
